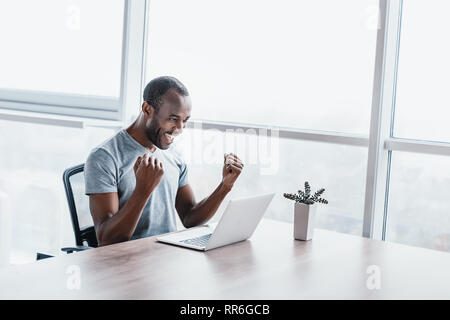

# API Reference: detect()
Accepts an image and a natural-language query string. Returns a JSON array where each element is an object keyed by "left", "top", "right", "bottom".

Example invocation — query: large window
[
  {"left": 380, "top": 0, "right": 450, "bottom": 251},
  {"left": 386, "top": 152, "right": 450, "bottom": 251},
  {"left": 174, "top": 128, "right": 367, "bottom": 235},
  {"left": 394, "top": 0, "right": 450, "bottom": 143},
  {"left": 146, "top": 0, "right": 378, "bottom": 134},
  {"left": 0, "top": 118, "right": 115, "bottom": 264},
  {"left": 145, "top": 0, "right": 378, "bottom": 234},
  {"left": 2, "top": 0, "right": 450, "bottom": 267},
  {"left": 0, "top": 0, "right": 126, "bottom": 120},
  {"left": 145, "top": 0, "right": 450, "bottom": 253}
]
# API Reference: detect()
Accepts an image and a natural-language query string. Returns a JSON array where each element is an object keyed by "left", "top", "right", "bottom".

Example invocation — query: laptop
[{"left": 156, "top": 193, "right": 275, "bottom": 251}]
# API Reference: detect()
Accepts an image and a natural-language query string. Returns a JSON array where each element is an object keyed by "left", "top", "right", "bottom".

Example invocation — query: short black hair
[{"left": 143, "top": 76, "right": 189, "bottom": 111}]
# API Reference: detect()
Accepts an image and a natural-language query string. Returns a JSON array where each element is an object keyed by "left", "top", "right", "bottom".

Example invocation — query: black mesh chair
[{"left": 61, "top": 163, "right": 98, "bottom": 253}]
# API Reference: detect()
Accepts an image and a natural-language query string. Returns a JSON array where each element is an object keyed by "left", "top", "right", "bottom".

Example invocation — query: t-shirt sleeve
[
  {"left": 84, "top": 148, "right": 118, "bottom": 195},
  {"left": 178, "top": 160, "right": 189, "bottom": 188}
]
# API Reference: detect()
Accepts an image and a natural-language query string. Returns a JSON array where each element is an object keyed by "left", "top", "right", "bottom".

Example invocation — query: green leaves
[{"left": 283, "top": 181, "right": 328, "bottom": 205}]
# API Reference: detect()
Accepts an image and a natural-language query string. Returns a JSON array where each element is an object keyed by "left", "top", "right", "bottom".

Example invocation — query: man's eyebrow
[{"left": 169, "top": 114, "right": 191, "bottom": 119}]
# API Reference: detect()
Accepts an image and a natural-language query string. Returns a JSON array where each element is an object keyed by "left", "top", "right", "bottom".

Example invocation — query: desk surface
[{"left": 1, "top": 219, "right": 449, "bottom": 299}]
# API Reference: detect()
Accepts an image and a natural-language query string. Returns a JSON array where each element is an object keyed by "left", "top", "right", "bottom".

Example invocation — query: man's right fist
[{"left": 133, "top": 153, "right": 164, "bottom": 197}]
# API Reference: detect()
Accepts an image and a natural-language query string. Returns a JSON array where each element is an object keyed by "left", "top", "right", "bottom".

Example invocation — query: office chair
[
  {"left": 61, "top": 163, "right": 98, "bottom": 253},
  {"left": 36, "top": 164, "right": 96, "bottom": 261}
]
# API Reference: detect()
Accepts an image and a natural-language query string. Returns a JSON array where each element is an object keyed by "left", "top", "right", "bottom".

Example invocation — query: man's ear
[{"left": 142, "top": 101, "right": 154, "bottom": 118}]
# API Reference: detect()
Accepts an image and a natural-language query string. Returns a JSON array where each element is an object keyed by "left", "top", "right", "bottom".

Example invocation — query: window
[
  {"left": 386, "top": 152, "right": 450, "bottom": 252},
  {"left": 145, "top": 0, "right": 378, "bottom": 134},
  {"left": 145, "top": 0, "right": 377, "bottom": 236},
  {"left": 0, "top": 0, "right": 126, "bottom": 120},
  {"left": 3, "top": 0, "right": 450, "bottom": 267},
  {"left": 174, "top": 128, "right": 367, "bottom": 236},
  {"left": 368, "top": 0, "right": 450, "bottom": 252},
  {"left": 0, "top": 118, "right": 115, "bottom": 264},
  {"left": 394, "top": 0, "right": 450, "bottom": 143}
]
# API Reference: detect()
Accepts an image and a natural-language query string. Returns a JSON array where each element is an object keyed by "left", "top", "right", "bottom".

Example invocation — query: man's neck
[{"left": 126, "top": 120, "right": 157, "bottom": 153}]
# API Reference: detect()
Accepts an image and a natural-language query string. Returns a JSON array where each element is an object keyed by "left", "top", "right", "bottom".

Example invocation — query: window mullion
[{"left": 363, "top": 0, "right": 403, "bottom": 240}]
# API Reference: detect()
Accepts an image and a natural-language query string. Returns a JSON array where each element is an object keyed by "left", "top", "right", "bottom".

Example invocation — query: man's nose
[{"left": 175, "top": 119, "right": 184, "bottom": 134}]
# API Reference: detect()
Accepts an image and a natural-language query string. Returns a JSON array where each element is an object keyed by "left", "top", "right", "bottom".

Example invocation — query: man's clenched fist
[
  {"left": 134, "top": 153, "right": 164, "bottom": 197},
  {"left": 222, "top": 153, "right": 244, "bottom": 190}
]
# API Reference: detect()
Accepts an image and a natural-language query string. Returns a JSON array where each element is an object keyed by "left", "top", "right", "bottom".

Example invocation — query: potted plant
[{"left": 283, "top": 181, "right": 328, "bottom": 241}]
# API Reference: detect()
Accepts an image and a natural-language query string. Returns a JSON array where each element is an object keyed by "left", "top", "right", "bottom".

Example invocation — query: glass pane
[
  {"left": 0, "top": 119, "right": 115, "bottom": 264},
  {"left": 386, "top": 152, "right": 450, "bottom": 252},
  {"left": 173, "top": 126, "right": 367, "bottom": 235},
  {"left": 394, "top": 0, "right": 450, "bottom": 142},
  {"left": 145, "top": 0, "right": 378, "bottom": 134},
  {"left": 0, "top": 0, "right": 125, "bottom": 97}
]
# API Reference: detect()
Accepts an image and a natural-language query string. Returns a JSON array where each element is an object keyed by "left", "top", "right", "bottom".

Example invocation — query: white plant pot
[{"left": 293, "top": 202, "right": 317, "bottom": 241}]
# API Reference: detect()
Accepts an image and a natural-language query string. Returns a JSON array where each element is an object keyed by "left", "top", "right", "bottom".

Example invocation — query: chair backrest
[{"left": 62, "top": 164, "right": 98, "bottom": 248}]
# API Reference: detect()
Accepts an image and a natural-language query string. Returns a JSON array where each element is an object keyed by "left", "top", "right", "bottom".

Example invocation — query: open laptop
[{"left": 156, "top": 193, "right": 275, "bottom": 251}]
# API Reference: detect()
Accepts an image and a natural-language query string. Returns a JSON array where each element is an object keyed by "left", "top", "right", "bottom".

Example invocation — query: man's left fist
[{"left": 222, "top": 153, "right": 244, "bottom": 189}]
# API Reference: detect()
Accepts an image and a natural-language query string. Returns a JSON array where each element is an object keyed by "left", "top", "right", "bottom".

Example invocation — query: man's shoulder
[
  {"left": 87, "top": 146, "right": 115, "bottom": 163},
  {"left": 86, "top": 131, "right": 126, "bottom": 164}
]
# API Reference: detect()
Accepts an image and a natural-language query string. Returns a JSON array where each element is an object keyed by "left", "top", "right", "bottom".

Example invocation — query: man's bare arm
[
  {"left": 89, "top": 191, "right": 152, "bottom": 246},
  {"left": 176, "top": 153, "right": 243, "bottom": 228},
  {"left": 175, "top": 183, "right": 231, "bottom": 228}
]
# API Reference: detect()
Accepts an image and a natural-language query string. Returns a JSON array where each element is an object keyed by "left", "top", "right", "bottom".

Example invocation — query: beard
[{"left": 145, "top": 117, "right": 171, "bottom": 150}]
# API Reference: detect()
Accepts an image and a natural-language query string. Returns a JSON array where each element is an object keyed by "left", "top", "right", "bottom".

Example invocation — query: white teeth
[{"left": 165, "top": 133, "right": 174, "bottom": 143}]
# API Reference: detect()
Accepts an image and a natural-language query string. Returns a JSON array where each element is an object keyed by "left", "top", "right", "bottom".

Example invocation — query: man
[{"left": 85, "top": 76, "right": 244, "bottom": 246}]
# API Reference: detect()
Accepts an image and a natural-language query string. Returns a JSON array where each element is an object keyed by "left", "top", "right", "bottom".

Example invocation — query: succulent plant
[{"left": 283, "top": 181, "right": 328, "bottom": 205}]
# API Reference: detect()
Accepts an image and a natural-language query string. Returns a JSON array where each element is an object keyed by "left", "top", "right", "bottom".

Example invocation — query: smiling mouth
[{"left": 164, "top": 132, "right": 176, "bottom": 144}]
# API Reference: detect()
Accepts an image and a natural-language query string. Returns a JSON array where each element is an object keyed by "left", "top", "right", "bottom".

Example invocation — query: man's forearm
[
  {"left": 183, "top": 182, "right": 232, "bottom": 228},
  {"left": 97, "top": 190, "right": 150, "bottom": 246}
]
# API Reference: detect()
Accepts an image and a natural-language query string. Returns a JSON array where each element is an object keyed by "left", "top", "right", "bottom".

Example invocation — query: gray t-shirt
[{"left": 84, "top": 129, "right": 189, "bottom": 240}]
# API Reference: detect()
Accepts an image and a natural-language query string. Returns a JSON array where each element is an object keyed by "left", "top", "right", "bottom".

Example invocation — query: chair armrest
[
  {"left": 61, "top": 246, "right": 93, "bottom": 254},
  {"left": 36, "top": 252, "right": 54, "bottom": 260}
]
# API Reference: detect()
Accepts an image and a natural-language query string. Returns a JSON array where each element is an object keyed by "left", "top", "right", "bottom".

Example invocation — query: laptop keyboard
[{"left": 180, "top": 233, "right": 212, "bottom": 247}]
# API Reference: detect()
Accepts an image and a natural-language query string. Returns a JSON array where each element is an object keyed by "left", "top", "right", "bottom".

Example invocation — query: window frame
[
  {"left": 143, "top": 0, "right": 450, "bottom": 243},
  {"left": 1, "top": 0, "right": 449, "bottom": 245},
  {"left": 363, "top": 0, "right": 450, "bottom": 241}
]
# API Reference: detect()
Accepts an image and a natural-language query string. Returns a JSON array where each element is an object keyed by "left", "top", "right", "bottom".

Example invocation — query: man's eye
[{"left": 169, "top": 118, "right": 177, "bottom": 121}]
